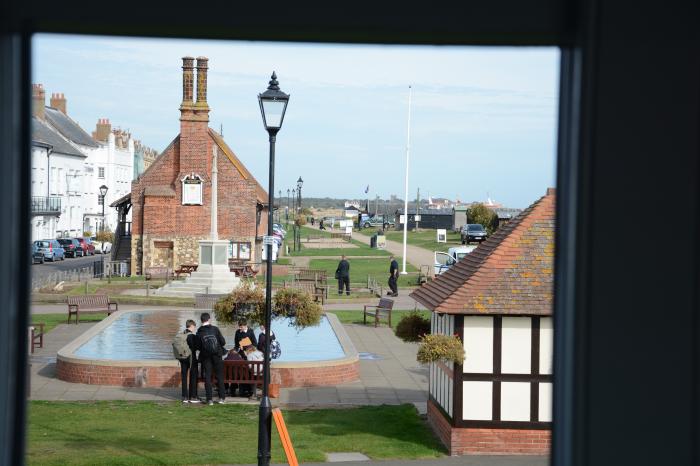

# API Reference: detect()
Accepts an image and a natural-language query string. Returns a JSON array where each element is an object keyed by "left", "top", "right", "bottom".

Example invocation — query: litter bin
[{"left": 370, "top": 234, "right": 378, "bottom": 248}]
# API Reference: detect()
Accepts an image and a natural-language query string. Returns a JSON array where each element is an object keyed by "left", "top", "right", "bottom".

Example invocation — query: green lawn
[
  {"left": 31, "top": 312, "right": 108, "bottom": 333},
  {"left": 329, "top": 310, "right": 430, "bottom": 331},
  {"left": 26, "top": 402, "right": 444, "bottom": 465},
  {"left": 309, "top": 258, "right": 419, "bottom": 288},
  {"left": 359, "top": 228, "right": 463, "bottom": 253}
]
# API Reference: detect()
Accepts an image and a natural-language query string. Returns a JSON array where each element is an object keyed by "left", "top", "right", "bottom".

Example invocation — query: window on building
[{"left": 98, "top": 167, "right": 105, "bottom": 178}]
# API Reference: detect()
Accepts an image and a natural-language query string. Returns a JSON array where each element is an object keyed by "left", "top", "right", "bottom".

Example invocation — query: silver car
[{"left": 33, "top": 239, "right": 65, "bottom": 262}]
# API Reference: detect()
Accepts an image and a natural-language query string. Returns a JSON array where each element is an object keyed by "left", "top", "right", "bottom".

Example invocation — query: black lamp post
[
  {"left": 286, "top": 188, "right": 290, "bottom": 226},
  {"left": 296, "top": 177, "right": 303, "bottom": 251},
  {"left": 99, "top": 184, "right": 108, "bottom": 233},
  {"left": 257, "top": 71, "right": 289, "bottom": 466}
]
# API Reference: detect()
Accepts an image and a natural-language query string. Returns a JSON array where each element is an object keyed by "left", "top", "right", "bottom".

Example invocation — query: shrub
[
  {"left": 395, "top": 311, "right": 431, "bottom": 342},
  {"left": 213, "top": 281, "right": 265, "bottom": 325},
  {"left": 416, "top": 334, "right": 465, "bottom": 365},
  {"left": 273, "top": 287, "right": 322, "bottom": 329},
  {"left": 95, "top": 230, "right": 114, "bottom": 243}
]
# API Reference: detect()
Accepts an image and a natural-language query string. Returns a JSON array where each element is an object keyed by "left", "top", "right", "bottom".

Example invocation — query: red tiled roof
[{"left": 410, "top": 189, "right": 555, "bottom": 315}]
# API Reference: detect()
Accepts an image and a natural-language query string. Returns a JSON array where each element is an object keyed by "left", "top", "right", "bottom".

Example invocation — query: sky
[{"left": 33, "top": 34, "right": 559, "bottom": 208}]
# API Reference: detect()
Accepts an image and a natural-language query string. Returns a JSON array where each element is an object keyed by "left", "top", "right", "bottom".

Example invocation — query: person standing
[
  {"left": 319, "top": 219, "right": 325, "bottom": 230},
  {"left": 388, "top": 255, "right": 399, "bottom": 297},
  {"left": 336, "top": 255, "right": 351, "bottom": 296},
  {"left": 234, "top": 320, "right": 257, "bottom": 357},
  {"left": 196, "top": 313, "right": 227, "bottom": 405},
  {"left": 175, "top": 319, "right": 201, "bottom": 403}
]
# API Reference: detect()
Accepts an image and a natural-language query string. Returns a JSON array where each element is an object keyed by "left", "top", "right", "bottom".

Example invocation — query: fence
[{"left": 31, "top": 259, "right": 131, "bottom": 290}]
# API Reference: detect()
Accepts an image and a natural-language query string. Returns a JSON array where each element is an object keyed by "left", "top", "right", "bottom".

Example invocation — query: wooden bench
[
  {"left": 175, "top": 263, "right": 198, "bottom": 279},
  {"left": 198, "top": 360, "right": 264, "bottom": 397},
  {"left": 363, "top": 297, "right": 395, "bottom": 327},
  {"left": 194, "top": 293, "right": 227, "bottom": 309},
  {"left": 66, "top": 295, "right": 118, "bottom": 324},
  {"left": 283, "top": 281, "right": 326, "bottom": 304},
  {"left": 29, "top": 323, "right": 45, "bottom": 353},
  {"left": 305, "top": 235, "right": 322, "bottom": 242},
  {"left": 144, "top": 266, "right": 173, "bottom": 281},
  {"left": 294, "top": 268, "right": 328, "bottom": 303}
]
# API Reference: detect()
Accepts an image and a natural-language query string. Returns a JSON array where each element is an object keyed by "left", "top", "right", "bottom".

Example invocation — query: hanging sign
[{"left": 181, "top": 173, "right": 203, "bottom": 205}]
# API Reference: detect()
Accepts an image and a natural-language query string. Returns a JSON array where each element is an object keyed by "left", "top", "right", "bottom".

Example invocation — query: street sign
[
  {"left": 414, "top": 215, "right": 422, "bottom": 221},
  {"left": 263, "top": 235, "right": 275, "bottom": 246},
  {"left": 399, "top": 215, "right": 406, "bottom": 224}
]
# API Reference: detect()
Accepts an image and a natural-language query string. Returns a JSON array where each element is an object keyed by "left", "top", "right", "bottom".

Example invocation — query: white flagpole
[{"left": 401, "top": 86, "right": 412, "bottom": 274}]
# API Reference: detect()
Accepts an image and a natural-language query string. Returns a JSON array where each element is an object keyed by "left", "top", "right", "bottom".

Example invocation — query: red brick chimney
[
  {"left": 50, "top": 92, "right": 67, "bottom": 114},
  {"left": 92, "top": 118, "right": 112, "bottom": 142},
  {"left": 179, "top": 56, "right": 211, "bottom": 174},
  {"left": 32, "top": 84, "right": 45, "bottom": 120}
]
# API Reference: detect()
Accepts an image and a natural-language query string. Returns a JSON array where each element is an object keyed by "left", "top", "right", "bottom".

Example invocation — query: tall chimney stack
[
  {"left": 50, "top": 92, "right": 67, "bottom": 114},
  {"left": 180, "top": 56, "right": 195, "bottom": 111},
  {"left": 92, "top": 118, "right": 112, "bottom": 142},
  {"left": 195, "top": 56, "right": 209, "bottom": 110},
  {"left": 32, "top": 84, "right": 45, "bottom": 120}
]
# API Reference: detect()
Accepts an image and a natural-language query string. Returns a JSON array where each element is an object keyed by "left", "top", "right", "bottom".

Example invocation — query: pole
[
  {"left": 415, "top": 187, "right": 420, "bottom": 231},
  {"left": 401, "top": 86, "right": 412, "bottom": 274},
  {"left": 101, "top": 196, "right": 105, "bottom": 234},
  {"left": 258, "top": 131, "right": 276, "bottom": 466}
]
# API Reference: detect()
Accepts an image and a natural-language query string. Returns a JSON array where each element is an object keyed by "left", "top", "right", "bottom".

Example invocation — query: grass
[
  {"left": 358, "top": 228, "right": 463, "bottom": 253},
  {"left": 290, "top": 244, "right": 389, "bottom": 257},
  {"left": 26, "top": 401, "right": 444, "bottom": 465},
  {"left": 31, "top": 312, "right": 108, "bottom": 333},
  {"left": 309, "top": 258, "right": 419, "bottom": 288},
  {"left": 329, "top": 310, "right": 430, "bottom": 331}
]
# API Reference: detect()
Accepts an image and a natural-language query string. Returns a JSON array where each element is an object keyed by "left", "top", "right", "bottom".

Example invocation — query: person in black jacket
[
  {"left": 257, "top": 323, "right": 276, "bottom": 353},
  {"left": 336, "top": 255, "right": 350, "bottom": 295},
  {"left": 234, "top": 320, "right": 257, "bottom": 357},
  {"left": 180, "top": 319, "right": 201, "bottom": 403},
  {"left": 387, "top": 255, "right": 399, "bottom": 297},
  {"left": 196, "top": 313, "right": 226, "bottom": 405}
]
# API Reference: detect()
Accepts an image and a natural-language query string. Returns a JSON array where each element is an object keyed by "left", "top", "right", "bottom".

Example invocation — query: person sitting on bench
[{"left": 240, "top": 340, "right": 263, "bottom": 398}]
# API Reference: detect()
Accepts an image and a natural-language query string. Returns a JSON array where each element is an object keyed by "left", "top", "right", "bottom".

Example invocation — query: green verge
[
  {"left": 26, "top": 402, "right": 444, "bottom": 465},
  {"left": 30, "top": 313, "right": 108, "bottom": 333},
  {"left": 329, "top": 310, "right": 431, "bottom": 331},
  {"left": 357, "top": 228, "right": 463, "bottom": 253},
  {"left": 309, "top": 258, "right": 419, "bottom": 288}
]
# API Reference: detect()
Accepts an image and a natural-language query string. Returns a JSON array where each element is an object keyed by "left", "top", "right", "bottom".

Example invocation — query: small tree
[
  {"left": 95, "top": 230, "right": 114, "bottom": 243},
  {"left": 467, "top": 203, "right": 498, "bottom": 234}
]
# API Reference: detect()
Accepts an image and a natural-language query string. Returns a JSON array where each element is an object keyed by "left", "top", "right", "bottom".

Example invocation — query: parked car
[
  {"left": 57, "top": 238, "right": 83, "bottom": 258},
  {"left": 33, "top": 239, "right": 65, "bottom": 262},
  {"left": 90, "top": 236, "right": 112, "bottom": 254},
  {"left": 361, "top": 215, "right": 395, "bottom": 229},
  {"left": 31, "top": 243, "right": 44, "bottom": 264},
  {"left": 461, "top": 223, "right": 488, "bottom": 244},
  {"left": 434, "top": 245, "right": 477, "bottom": 276},
  {"left": 75, "top": 237, "right": 95, "bottom": 256}
]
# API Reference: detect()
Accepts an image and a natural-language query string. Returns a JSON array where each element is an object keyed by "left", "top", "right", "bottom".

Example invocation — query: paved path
[
  {"left": 238, "top": 458, "right": 548, "bottom": 466},
  {"left": 28, "top": 308, "right": 427, "bottom": 409},
  {"left": 352, "top": 231, "right": 434, "bottom": 270}
]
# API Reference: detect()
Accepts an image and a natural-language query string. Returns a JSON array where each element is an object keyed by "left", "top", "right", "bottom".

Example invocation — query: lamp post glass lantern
[
  {"left": 99, "top": 184, "right": 108, "bottom": 233},
  {"left": 257, "top": 71, "right": 289, "bottom": 466}
]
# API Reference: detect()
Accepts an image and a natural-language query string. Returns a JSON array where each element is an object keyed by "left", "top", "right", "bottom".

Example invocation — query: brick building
[
  {"left": 410, "top": 188, "right": 555, "bottom": 456},
  {"left": 124, "top": 56, "right": 267, "bottom": 275}
]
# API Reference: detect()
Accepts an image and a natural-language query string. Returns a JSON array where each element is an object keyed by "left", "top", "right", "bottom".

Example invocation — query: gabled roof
[
  {"left": 410, "top": 189, "right": 555, "bottom": 315},
  {"left": 209, "top": 129, "right": 267, "bottom": 204},
  {"left": 32, "top": 118, "right": 87, "bottom": 158},
  {"left": 44, "top": 107, "right": 98, "bottom": 148}
]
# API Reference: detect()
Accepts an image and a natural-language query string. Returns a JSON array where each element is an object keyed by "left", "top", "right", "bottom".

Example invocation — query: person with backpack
[
  {"left": 257, "top": 324, "right": 281, "bottom": 360},
  {"left": 196, "top": 313, "right": 227, "bottom": 405},
  {"left": 173, "top": 319, "right": 201, "bottom": 403}
]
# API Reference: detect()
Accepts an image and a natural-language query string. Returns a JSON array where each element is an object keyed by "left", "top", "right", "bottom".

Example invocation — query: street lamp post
[
  {"left": 286, "top": 188, "right": 290, "bottom": 228},
  {"left": 257, "top": 71, "right": 289, "bottom": 466},
  {"left": 99, "top": 184, "right": 108, "bottom": 233},
  {"left": 296, "top": 176, "right": 303, "bottom": 252}
]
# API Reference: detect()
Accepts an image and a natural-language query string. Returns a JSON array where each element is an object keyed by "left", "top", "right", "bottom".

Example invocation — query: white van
[{"left": 434, "top": 245, "right": 477, "bottom": 276}]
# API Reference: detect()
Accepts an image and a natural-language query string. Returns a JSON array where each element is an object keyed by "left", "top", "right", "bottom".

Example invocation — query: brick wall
[{"left": 427, "top": 399, "right": 551, "bottom": 455}]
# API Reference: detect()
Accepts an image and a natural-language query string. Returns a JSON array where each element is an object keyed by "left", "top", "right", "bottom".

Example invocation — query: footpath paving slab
[{"left": 236, "top": 457, "right": 549, "bottom": 466}]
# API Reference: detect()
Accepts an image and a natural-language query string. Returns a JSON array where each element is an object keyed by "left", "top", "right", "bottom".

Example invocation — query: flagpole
[{"left": 401, "top": 86, "right": 412, "bottom": 275}]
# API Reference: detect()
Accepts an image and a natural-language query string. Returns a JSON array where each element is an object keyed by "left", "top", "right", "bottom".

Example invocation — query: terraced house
[
  {"left": 122, "top": 56, "right": 268, "bottom": 275},
  {"left": 411, "top": 187, "right": 555, "bottom": 456}
]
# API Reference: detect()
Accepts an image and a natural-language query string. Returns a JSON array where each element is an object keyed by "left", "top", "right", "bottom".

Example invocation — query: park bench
[
  {"left": 283, "top": 281, "right": 326, "bottom": 304},
  {"left": 330, "top": 232, "right": 351, "bottom": 242},
  {"left": 194, "top": 293, "right": 227, "bottom": 309},
  {"left": 305, "top": 235, "right": 322, "bottom": 242},
  {"left": 363, "top": 297, "right": 395, "bottom": 327},
  {"left": 294, "top": 268, "right": 328, "bottom": 302},
  {"left": 144, "top": 266, "right": 173, "bottom": 281},
  {"left": 66, "top": 295, "right": 118, "bottom": 324},
  {"left": 29, "top": 323, "right": 45, "bottom": 353},
  {"left": 175, "top": 263, "right": 198, "bottom": 279},
  {"left": 198, "top": 359, "right": 264, "bottom": 398},
  {"left": 229, "top": 259, "right": 259, "bottom": 278}
]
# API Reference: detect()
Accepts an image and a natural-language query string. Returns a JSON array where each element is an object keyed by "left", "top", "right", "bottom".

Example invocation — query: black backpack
[
  {"left": 270, "top": 338, "right": 282, "bottom": 360},
  {"left": 201, "top": 332, "right": 221, "bottom": 355}
]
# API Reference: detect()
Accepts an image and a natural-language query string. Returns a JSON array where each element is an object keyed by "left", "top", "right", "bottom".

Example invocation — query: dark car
[
  {"left": 75, "top": 237, "right": 95, "bottom": 256},
  {"left": 461, "top": 223, "right": 488, "bottom": 244},
  {"left": 58, "top": 238, "right": 84, "bottom": 258},
  {"left": 33, "top": 239, "right": 65, "bottom": 262},
  {"left": 31, "top": 243, "right": 44, "bottom": 264}
]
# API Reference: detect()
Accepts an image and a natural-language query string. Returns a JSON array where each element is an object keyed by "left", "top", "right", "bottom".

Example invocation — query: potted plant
[
  {"left": 213, "top": 282, "right": 265, "bottom": 325},
  {"left": 273, "top": 287, "right": 322, "bottom": 329},
  {"left": 416, "top": 333, "right": 465, "bottom": 365}
]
